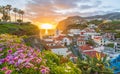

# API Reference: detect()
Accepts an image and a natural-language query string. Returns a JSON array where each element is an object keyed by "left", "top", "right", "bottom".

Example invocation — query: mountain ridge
[{"left": 84, "top": 12, "right": 120, "bottom": 20}]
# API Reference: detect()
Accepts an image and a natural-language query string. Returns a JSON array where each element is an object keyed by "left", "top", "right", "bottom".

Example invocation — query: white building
[
  {"left": 88, "top": 24, "right": 98, "bottom": 28},
  {"left": 62, "top": 37, "right": 72, "bottom": 46},
  {"left": 82, "top": 28, "right": 100, "bottom": 37},
  {"left": 92, "top": 36, "right": 109, "bottom": 45},
  {"left": 50, "top": 46, "right": 69, "bottom": 56},
  {"left": 77, "top": 39, "right": 86, "bottom": 46},
  {"left": 69, "top": 29, "right": 81, "bottom": 35}
]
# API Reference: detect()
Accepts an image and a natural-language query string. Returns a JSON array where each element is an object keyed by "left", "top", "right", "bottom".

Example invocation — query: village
[{"left": 42, "top": 24, "right": 120, "bottom": 61}]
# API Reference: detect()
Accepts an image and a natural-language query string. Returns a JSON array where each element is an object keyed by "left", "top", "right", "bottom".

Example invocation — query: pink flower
[
  {"left": 25, "top": 65, "right": 31, "bottom": 68},
  {"left": 41, "top": 69, "right": 46, "bottom": 74},
  {"left": 0, "top": 59, "right": 5, "bottom": 64},
  {"left": 13, "top": 56, "right": 19, "bottom": 61},
  {"left": 36, "top": 58, "right": 42, "bottom": 63},
  {"left": 8, "top": 50, "right": 12, "bottom": 53},
  {"left": 17, "top": 59, "right": 24, "bottom": 64},
  {"left": 0, "top": 48, "right": 3, "bottom": 52},
  {"left": 5, "top": 70, "right": 12, "bottom": 74},
  {"left": 4, "top": 57, "right": 10, "bottom": 62},
  {"left": 1, "top": 67, "right": 8, "bottom": 71},
  {"left": 9, "top": 61, "right": 15, "bottom": 64}
]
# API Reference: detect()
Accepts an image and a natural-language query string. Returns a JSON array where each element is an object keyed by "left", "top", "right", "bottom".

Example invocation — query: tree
[
  {"left": 17, "top": 19, "right": 22, "bottom": 24},
  {"left": 0, "top": 5, "right": 25, "bottom": 22},
  {"left": 0, "top": 6, "right": 2, "bottom": 14},
  {"left": 20, "top": 10, "right": 24, "bottom": 22},
  {"left": 5, "top": 5, "right": 12, "bottom": 22},
  {"left": 0, "top": 5, "right": 10, "bottom": 22},
  {"left": 0, "top": 6, "right": 2, "bottom": 19},
  {"left": 18, "top": 9, "right": 24, "bottom": 22},
  {"left": 2, "top": 14, "right": 10, "bottom": 22},
  {"left": 18, "top": 9, "right": 21, "bottom": 20},
  {"left": 86, "top": 39, "right": 96, "bottom": 46},
  {"left": 13, "top": 8, "right": 18, "bottom": 22}
]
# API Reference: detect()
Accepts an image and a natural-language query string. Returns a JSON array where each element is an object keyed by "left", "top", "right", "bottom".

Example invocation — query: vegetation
[
  {"left": 0, "top": 34, "right": 113, "bottom": 74},
  {"left": 87, "top": 20, "right": 120, "bottom": 33},
  {"left": 86, "top": 39, "right": 96, "bottom": 46},
  {"left": 115, "top": 32, "right": 120, "bottom": 38},
  {"left": 77, "top": 55, "right": 113, "bottom": 74},
  {"left": 0, "top": 5, "right": 24, "bottom": 22},
  {"left": 0, "top": 23, "right": 39, "bottom": 36},
  {"left": 107, "top": 43, "right": 114, "bottom": 48},
  {"left": 0, "top": 34, "right": 81, "bottom": 74}
]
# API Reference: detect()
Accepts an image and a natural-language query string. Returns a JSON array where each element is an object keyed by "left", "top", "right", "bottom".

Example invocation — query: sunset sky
[{"left": 0, "top": 0, "right": 120, "bottom": 24}]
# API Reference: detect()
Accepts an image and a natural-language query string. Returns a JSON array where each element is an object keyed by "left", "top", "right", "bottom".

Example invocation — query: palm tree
[
  {"left": 5, "top": 5, "right": 12, "bottom": 22},
  {"left": 1, "top": 6, "right": 5, "bottom": 15},
  {"left": 1, "top": 6, "right": 9, "bottom": 22},
  {"left": 13, "top": 8, "right": 18, "bottom": 22},
  {"left": 20, "top": 10, "right": 24, "bottom": 22},
  {"left": 18, "top": 9, "right": 24, "bottom": 22},
  {"left": 18, "top": 9, "right": 22, "bottom": 20},
  {"left": 0, "top": 6, "right": 2, "bottom": 19},
  {"left": 0, "top": 6, "right": 2, "bottom": 13}
]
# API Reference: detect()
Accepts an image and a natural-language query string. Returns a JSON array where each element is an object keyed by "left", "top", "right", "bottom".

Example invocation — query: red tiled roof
[
  {"left": 94, "top": 36, "right": 102, "bottom": 40},
  {"left": 54, "top": 35, "right": 66, "bottom": 40},
  {"left": 44, "top": 41, "right": 54, "bottom": 44},
  {"left": 78, "top": 36, "right": 85, "bottom": 39},
  {"left": 83, "top": 51, "right": 105, "bottom": 58},
  {"left": 78, "top": 39, "right": 85, "bottom": 41},
  {"left": 49, "top": 45, "right": 67, "bottom": 49},
  {"left": 79, "top": 45, "right": 93, "bottom": 51}
]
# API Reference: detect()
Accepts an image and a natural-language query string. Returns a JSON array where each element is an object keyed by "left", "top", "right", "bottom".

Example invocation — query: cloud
[
  {"left": 25, "top": 0, "right": 103, "bottom": 23},
  {"left": 80, "top": 0, "right": 102, "bottom": 9}
]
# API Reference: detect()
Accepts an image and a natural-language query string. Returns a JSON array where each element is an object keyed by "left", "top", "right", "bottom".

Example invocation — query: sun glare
[
  {"left": 40, "top": 23, "right": 53, "bottom": 29},
  {"left": 40, "top": 23, "right": 54, "bottom": 35}
]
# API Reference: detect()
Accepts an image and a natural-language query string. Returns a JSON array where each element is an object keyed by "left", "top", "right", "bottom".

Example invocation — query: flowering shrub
[
  {"left": 0, "top": 34, "right": 82, "bottom": 74},
  {"left": 0, "top": 34, "right": 50, "bottom": 74}
]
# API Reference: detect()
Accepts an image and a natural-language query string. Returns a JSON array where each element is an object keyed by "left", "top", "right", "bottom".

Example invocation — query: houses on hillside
[{"left": 41, "top": 23, "right": 120, "bottom": 61}]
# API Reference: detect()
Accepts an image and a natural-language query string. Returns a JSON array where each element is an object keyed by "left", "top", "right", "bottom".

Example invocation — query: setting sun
[
  {"left": 40, "top": 23, "right": 54, "bottom": 35},
  {"left": 40, "top": 23, "right": 53, "bottom": 29}
]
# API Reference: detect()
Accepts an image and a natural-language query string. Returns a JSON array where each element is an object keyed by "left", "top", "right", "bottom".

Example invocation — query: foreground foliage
[
  {"left": 0, "top": 34, "right": 81, "bottom": 74},
  {"left": 0, "top": 23, "right": 39, "bottom": 36},
  {"left": 77, "top": 55, "right": 113, "bottom": 74},
  {"left": 0, "top": 34, "right": 113, "bottom": 74}
]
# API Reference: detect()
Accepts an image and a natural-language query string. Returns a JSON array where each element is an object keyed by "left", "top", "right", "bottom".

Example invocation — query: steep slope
[
  {"left": 0, "top": 23, "right": 40, "bottom": 36},
  {"left": 57, "top": 16, "right": 86, "bottom": 31}
]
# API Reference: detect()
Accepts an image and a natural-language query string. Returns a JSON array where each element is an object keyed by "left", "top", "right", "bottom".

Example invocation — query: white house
[
  {"left": 83, "top": 28, "right": 100, "bottom": 37},
  {"left": 69, "top": 29, "right": 81, "bottom": 35},
  {"left": 88, "top": 24, "right": 98, "bottom": 28},
  {"left": 77, "top": 39, "right": 86, "bottom": 46},
  {"left": 50, "top": 46, "right": 69, "bottom": 56},
  {"left": 92, "top": 36, "right": 109, "bottom": 45},
  {"left": 62, "top": 37, "right": 72, "bottom": 46}
]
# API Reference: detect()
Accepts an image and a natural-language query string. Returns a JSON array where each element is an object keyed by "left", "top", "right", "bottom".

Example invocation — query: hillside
[
  {"left": 0, "top": 23, "right": 40, "bottom": 36},
  {"left": 57, "top": 16, "right": 87, "bottom": 31},
  {"left": 85, "top": 12, "right": 120, "bottom": 20}
]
